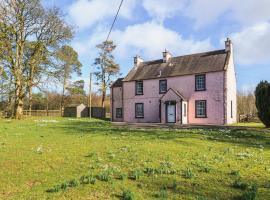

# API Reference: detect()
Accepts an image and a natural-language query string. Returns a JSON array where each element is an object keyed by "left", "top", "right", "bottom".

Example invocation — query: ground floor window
[
  {"left": 135, "top": 103, "right": 144, "bottom": 118},
  {"left": 195, "top": 100, "right": 207, "bottom": 118},
  {"left": 116, "top": 108, "right": 122, "bottom": 118}
]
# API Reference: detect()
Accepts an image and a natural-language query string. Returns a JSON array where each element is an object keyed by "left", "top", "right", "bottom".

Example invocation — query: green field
[{"left": 0, "top": 117, "right": 269, "bottom": 200}]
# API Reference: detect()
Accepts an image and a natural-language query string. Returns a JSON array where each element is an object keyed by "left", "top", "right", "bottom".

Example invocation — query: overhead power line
[{"left": 104, "top": 0, "right": 124, "bottom": 43}]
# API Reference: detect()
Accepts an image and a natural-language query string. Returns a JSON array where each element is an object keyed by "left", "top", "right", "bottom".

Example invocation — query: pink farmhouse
[{"left": 111, "top": 38, "right": 237, "bottom": 125}]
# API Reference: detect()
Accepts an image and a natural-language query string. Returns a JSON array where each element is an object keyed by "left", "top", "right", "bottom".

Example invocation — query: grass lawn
[{"left": 0, "top": 117, "right": 269, "bottom": 200}]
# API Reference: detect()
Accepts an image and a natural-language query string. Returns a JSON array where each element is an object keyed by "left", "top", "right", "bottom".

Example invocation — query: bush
[
  {"left": 255, "top": 81, "right": 270, "bottom": 127},
  {"left": 121, "top": 189, "right": 135, "bottom": 200}
]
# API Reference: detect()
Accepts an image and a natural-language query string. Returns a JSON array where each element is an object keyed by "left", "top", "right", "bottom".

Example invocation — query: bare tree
[{"left": 0, "top": 0, "right": 72, "bottom": 119}]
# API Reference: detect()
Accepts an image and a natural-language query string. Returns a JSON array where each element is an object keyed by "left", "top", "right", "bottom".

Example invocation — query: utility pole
[{"left": 89, "top": 72, "right": 92, "bottom": 119}]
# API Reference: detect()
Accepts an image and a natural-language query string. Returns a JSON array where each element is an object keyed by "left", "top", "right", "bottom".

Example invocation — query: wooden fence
[
  {"left": 89, "top": 107, "right": 106, "bottom": 119},
  {"left": 23, "top": 110, "right": 61, "bottom": 117}
]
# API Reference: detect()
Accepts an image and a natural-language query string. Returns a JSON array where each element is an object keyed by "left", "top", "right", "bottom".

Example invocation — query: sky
[{"left": 43, "top": 0, "right": 270, "bottom": 93}]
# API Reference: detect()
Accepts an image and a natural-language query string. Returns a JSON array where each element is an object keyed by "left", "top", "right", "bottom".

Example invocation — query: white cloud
[
  {"left": 76, "top": 21, "right": 213, "bottom": 62},
  {"left": 184, "top": 0, "right": 270, "bottom": 28},
  {"left": 112, "top": 21, "right": 213, "bottom": 59},
  {"left": 230, "top": 22, "right": 270, "bottom": 65},
  {"left": 142, "top": 0, "right": 187, "bottom": 22},
  {"left": 67, "top": 0, "right": 136, "bottom": 29}
]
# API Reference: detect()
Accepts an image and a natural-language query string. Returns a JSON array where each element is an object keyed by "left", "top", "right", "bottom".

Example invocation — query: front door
[{"left": 166, "top": 103, "right": 176, "bottom": 123}]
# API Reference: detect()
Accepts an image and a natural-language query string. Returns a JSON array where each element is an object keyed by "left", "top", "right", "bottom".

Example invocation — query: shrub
[
  {"left": 183, "top": 168, "right": 194, "bottom": 179},
  {"left": 255, "top": 81, "right": 270, "bottom": 127},
  {"left": 121, "top": 189, "right": 135, "bottom": 200}
]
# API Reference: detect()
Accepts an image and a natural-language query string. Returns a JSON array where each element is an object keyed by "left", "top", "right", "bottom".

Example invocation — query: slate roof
[
  {"left": 123, "top": 49, "right": 229, "bottom": 82},
  {"left": 111, "top": 78, "right": 124, "bottom": 88}
]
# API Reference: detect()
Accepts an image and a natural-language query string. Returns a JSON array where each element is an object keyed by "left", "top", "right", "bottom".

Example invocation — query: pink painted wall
[
  {"left": 122, "top": 71, "right": 225, "bottom": 125},
  {"left": 225, "top": 49, "right": 237, "bottom": 124},
  {"left": 111, "top": 87, "right": 123, "bottom": 122}
]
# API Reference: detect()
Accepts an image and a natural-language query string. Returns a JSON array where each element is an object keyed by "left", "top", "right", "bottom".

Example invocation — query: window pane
[
  {"left": 196, "top": 75, "right": 206, "bottom": 91},
  {"left": 196, "top": 101, "right": 206, "bottom": 117},
  {"left": 136, "top": 81, "right": 143, "bottom": 95},
  {"left": 159, "top": 80, "right": 167, "bottom": 93},
  {"left": 116, "top": 108, "right": 122, "bottom": 118},
  {"left": 136, "top": 103, "right": 144, "bottom": 118}
]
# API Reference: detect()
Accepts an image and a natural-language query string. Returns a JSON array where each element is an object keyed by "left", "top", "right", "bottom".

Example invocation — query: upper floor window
[
  {"left": 135, "top": 81, "right": 143, "bottom": 95},
  {"left": 195, "top": 100, "right": 207, "bottom": 118},
  {"left": 135, "top": 103, "right": 144, "bottom": 118},
  {"left": 116, "top": 108, "right": 122, "bottom": 118},
  {"left": 195, "top": 74, "right": 206, "bottom": 91},
  {"left": 159, "top": 80, "right": 167, "bottom": 94}
]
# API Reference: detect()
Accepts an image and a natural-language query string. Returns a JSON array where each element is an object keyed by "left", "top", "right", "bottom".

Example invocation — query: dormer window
[
  {"left": 135, "top": 81, "right": 143, "bottom": 95},
  {"left": 195, "top": 74, "right": 206, "bottom": 91}
]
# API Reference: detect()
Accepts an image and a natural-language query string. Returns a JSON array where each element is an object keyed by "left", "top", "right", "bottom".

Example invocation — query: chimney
[
  {"left": 225, "top": 38, "right": 233, "bottom": 52},
  {"left": 163, "top": 49, "right": 172, "bottom": 63},
  {"left": 134, "top": 55, "right": 143, "bottom": 67}
]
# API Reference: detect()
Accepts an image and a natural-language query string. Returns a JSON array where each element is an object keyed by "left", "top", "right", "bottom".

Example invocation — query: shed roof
[
  {"left": 123, "top": 49, "right": 229, "bottom": 82},
  {"left": 111, "top": 78, "right": 124, "bottom": 88}
]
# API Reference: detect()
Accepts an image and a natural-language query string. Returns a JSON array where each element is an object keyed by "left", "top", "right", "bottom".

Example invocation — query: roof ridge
[{"left": 142, "top": 49, "right": 226, "bottom": 64}]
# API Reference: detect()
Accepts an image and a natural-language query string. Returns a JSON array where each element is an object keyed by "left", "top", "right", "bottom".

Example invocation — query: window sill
[{"left": 195, "top": 89, "right": 206, "bottom": 92}]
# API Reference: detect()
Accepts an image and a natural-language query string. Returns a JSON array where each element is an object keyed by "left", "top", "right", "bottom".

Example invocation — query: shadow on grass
[{"left": 52, "top": 119, "right": 270, "bottom": 149}]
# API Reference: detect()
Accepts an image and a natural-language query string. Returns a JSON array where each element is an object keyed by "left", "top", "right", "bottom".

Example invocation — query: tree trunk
[
  {"left": 101, "top": 77, "right": 106, "bottom": 108},
  {"left": 101, "top": 90, "right": 106, "bottom": 108},
  {"left": 60, "top": 71, "right": 67, "bottom": 116},
  {"left": 28, "top": 85, "right": 32, "bottom": 116},
  {"left": 14, "top": 81, "right": 23, "bottom": 119}
]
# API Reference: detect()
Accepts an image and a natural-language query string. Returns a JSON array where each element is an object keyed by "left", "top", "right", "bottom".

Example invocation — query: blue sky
[{"left": 43, "top": 0, "right": 270, "bottom": 92}]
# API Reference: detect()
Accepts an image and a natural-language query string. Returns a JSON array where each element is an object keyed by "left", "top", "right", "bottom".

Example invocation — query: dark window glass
[
  {"left": 195, "top": 100, "right": 207, "bottom": 118},
  {"left": 184, "top": 103, "right": 187, "bottom": 117},
  {"left": 135, "top": 103, "right": 144, "bottom": 118},
  {"left": 195, "top": 74, "right": 206, "bottom": 91},
  {"left": 159, "top": 80, "right": 167, "bottom": 93},
  {"left": 116, "top": 108, "right": 122, "bottom": 118},
  {"left": 136, "top": 81, "right": 143, "bottom": 95}
]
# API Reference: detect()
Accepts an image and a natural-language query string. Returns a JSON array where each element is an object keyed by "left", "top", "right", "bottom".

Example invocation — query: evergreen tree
[{"left": 255, "top": 81, "right": 270, "bottom": 127}]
